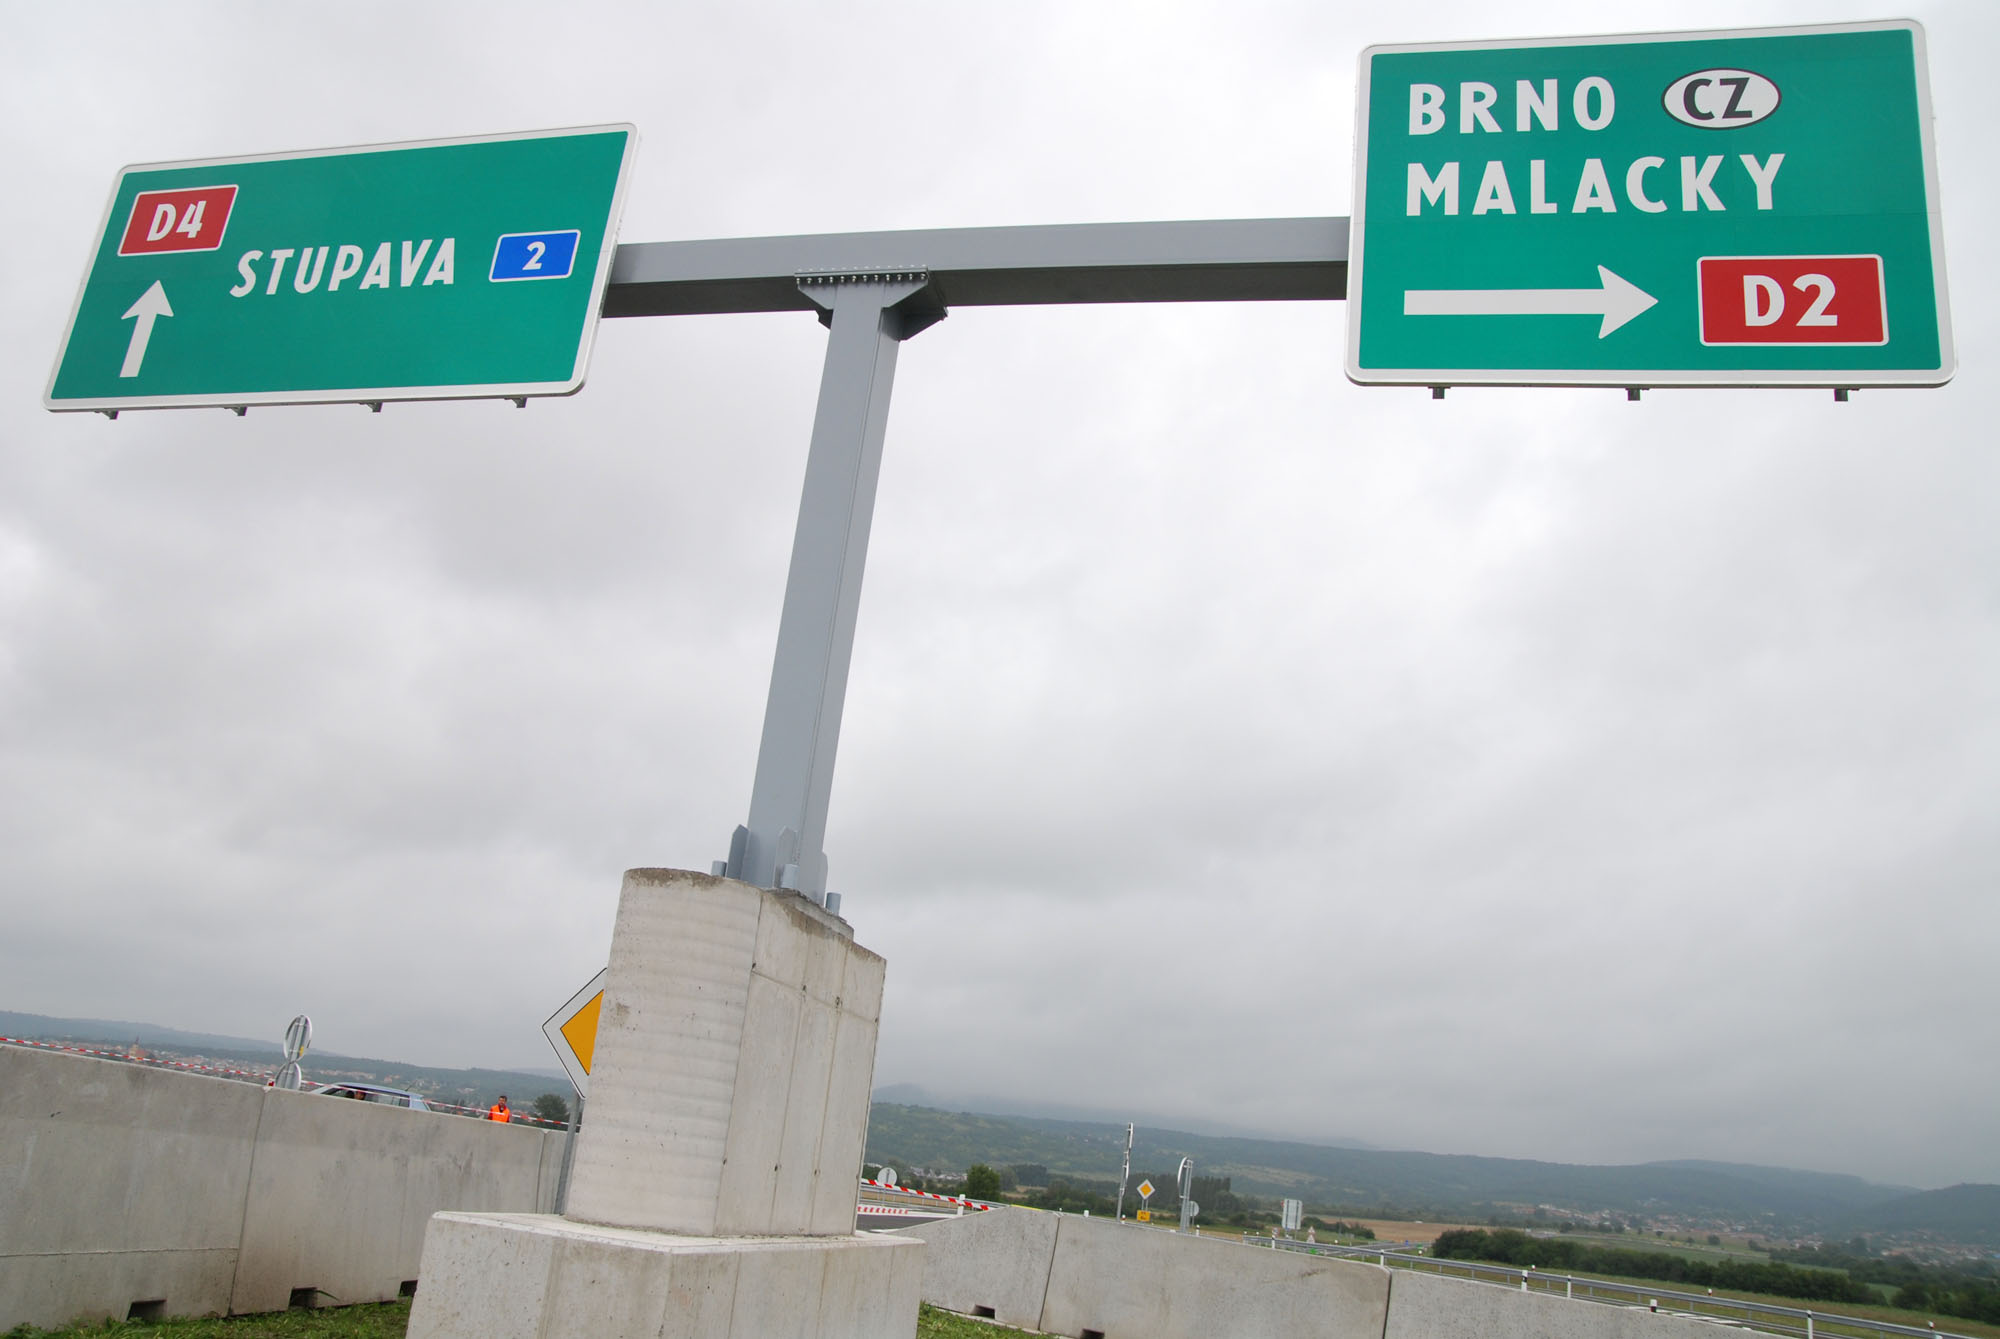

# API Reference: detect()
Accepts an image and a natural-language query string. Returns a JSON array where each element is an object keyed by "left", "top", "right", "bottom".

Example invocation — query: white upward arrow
[
  {"left": 1403, "top": 266, "right": 1658, "bottom": 338},
  {"left": 119, "top": 280, "right": 174, "bottom": 377}
]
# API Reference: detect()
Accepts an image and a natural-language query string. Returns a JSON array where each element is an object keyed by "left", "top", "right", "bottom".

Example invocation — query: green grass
[
  {"left": 5, "top": 1300, "right": 1030, "bottom": 1339},
  {"left": 5, "top": 1301, "right": 415, "bottom": 1339},
  {"left": 1557, "top": 1232, "right": 1773, "bottom": 1264},
  {"left": 916, "top": 1303, "right": 1033, "bottom": 1336}
]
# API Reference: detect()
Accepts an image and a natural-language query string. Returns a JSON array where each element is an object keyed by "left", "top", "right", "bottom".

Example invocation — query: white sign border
[
  {"left": 1343, "top": 19, "right": 1955, "bottom": 390},
  {"left": 540, "top": 966, "right": 608, "bottom": 1100},
  {"left": 46, "top": 123, "right": 637, "bottom": 414}
]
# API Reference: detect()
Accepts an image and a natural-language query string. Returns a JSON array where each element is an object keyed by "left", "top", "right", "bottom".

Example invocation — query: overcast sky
[{"left": 3, "top": 0, "right": 1994, "bottom": 1191}]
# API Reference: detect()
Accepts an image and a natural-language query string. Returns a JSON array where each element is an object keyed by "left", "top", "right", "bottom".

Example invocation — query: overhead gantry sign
[
  {"left": 45, "top": 19, "right": 1952, "bottom": 913},
  {"left": 601, "top": 217, "right": 1347, "bottom": 901},
  {"left": 1346, "top": 19, "right": 1953, "bottom": 388},
  {"left": 46, "top": 126, "right": 635, "bottom": 412}
]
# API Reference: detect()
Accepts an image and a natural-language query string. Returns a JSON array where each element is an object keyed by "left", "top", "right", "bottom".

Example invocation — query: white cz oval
[{"left": 1663, "top": 69, "right": 1781, "bottom": 128}]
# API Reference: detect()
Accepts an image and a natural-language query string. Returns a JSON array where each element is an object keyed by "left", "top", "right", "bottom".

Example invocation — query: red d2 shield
[{"left": 1698, "top": 255, "right": 1887, "bottom": 346}]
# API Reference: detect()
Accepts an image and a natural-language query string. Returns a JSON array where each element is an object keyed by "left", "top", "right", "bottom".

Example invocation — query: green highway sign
[
  {"left": 47, "top": 125, "right": 635, "bottom": 413},
  {"left": 1345, "top": 21, "right": 1953, "bottom": 389}
]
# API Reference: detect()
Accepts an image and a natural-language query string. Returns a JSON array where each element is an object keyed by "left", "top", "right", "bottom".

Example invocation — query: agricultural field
[{"left": 1339, "top": 1217, "right": 1484, "bottom": 1245}]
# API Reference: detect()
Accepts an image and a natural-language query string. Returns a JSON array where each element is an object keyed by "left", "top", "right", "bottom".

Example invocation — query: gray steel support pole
[
  {"left": 618, "top": 221, "right": 1351, "bottom": 907},
  {"left": 725, "top": 272, "right": 941, "bottom": 900},
  {"left": 553, "top": 1094, "right": 583, "bottom": 1214}
]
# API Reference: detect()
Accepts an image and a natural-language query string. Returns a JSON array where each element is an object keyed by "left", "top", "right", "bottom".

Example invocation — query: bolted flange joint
[
  {"left": 795, "top": 268, "right": 946, "bottom": 338},
  {"left": 795, "top": 267, "right": 929, "bottom": 288}
]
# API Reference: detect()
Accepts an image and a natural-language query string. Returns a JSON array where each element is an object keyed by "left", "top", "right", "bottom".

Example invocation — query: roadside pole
[
  {"left": 552, "top": 1095, "right": 583, "bottom": 1215},
  {"left": 1116, "top": 1122, "right": 1134, "bottom": 1221}
]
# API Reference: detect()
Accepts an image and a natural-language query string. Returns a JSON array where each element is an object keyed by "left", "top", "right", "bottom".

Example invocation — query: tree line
[
  {"left": 1769, "top": 1246, "right": 2000, "bottom": 1325},
  {"left": 1430, "top": 1229, "right": 2000, "bottom": 1324},
  {"left": 1429, "top": 1230, "right": 1874, "bottom": 1304},
  {"left": 952, "top": 1164, "right": 1379, "bottom": 1236}
]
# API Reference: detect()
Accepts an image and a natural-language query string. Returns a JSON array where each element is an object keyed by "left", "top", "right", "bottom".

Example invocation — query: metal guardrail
[{"left": 1255, "top": 1241, "right": 1981, "bottom": 1339}]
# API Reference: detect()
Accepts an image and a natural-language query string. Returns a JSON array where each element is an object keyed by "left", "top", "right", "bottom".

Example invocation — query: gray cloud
[{"left": 2, "top": 0, "right": 1994, "bottom": 1190}]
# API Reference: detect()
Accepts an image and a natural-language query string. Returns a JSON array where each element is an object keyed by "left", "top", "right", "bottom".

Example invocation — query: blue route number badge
[{"left": 490, "top": 229, "right": 581, "bottom": 282}]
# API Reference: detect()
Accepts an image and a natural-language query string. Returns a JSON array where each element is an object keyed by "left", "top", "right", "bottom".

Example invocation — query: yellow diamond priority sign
[{"left": 541, "top": 968, "right": 606, "bottom": 1098}]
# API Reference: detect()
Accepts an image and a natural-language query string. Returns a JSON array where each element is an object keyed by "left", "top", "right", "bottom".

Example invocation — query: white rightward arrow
[
  {"left": 120, "top": 280, "right": 174, "bottom": 378},
  {"left": 1403, "top": 266, "right": 1658, "bottom": 338}
]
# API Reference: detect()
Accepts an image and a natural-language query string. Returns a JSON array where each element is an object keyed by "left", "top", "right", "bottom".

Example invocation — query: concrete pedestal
[
  {"left": 408, "top": 1213, "right": 922, "bottom": 1339},
  {"left": 407, "top": 870, "right": 918, "bottom": 1339}
]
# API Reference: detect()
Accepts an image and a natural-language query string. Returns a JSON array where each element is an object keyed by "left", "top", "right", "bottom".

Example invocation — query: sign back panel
[
  {"left": 1346, "top": 22, "right": 1952, "bottom": 387},
  {"left": 48, "top": 125, "right": 634, "bottom": 412}
]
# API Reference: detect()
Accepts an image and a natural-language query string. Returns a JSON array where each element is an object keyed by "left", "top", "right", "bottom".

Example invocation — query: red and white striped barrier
[
  {"left": 854, "top": 1203, "right": 943, "bottom": 1220},
  {"left": 859, "top": 1177, "right": 993, "bottom": 1211}
]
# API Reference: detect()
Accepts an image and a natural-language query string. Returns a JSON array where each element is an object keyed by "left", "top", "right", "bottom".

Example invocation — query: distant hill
[
  {"left": 871, "top": 1083, "right": 1378, "bottom": 1149},
  {"left": 0, "top": 1010, "right": 278, "bottom": 1056},
  {"left": 864, "top": 1103, "right": 1971, "bottom": 1237},
  {"left": 1640, "top": 1160, "right": 1915, "bottom": 1215},
  {"left": 1850, "top": 1184, "right": 2000, "bottom": 1246}
]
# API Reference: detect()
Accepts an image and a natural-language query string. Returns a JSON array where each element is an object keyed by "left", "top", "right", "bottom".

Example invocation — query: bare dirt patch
[{"left": 1338, "top": 1218, "right": 1483, "bottom": 1245}]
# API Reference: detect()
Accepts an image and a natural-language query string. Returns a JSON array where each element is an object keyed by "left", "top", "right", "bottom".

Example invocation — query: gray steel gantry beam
[
  {"left": 605, "top": 217, "right": 1350, "bottom": 317},
  {"left": 600, "top": 217, "right": 1352, "bottom": 908}
]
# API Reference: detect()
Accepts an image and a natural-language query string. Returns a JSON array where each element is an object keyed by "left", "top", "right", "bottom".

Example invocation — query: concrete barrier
[
  {"left": 1383, "top": 1268, "right": 1722, "bottom": 1339},
  {"left": 1041, "top": 1216, "right": 1391, "bottom": 1339},
  {"left": 0, "top": 1047, "right": 264, "bottom": 1328},
  {"left": 902, "top": 1210, "right": 1751, "bottom": 1339},
  {"left": 895, "top": 1206, "right": 1058, "bottom": 1330},
  {"left": 898, "top": 1209, "right": 1391, "bottom": 1339},
  {"left": 231, "top": 1084, "right": 555, "bottom": 1313},
  {"left": 0, "top": 1045, "right": 566, "bottom": 1331}
]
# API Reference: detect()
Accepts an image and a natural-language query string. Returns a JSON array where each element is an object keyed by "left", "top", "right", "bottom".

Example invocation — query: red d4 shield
[
  {"left": 117, "top": 185, "right": 238, "bottom": 256},
  {"left": 1698, "top": 255, "right": 1887, "bottom": 346}
]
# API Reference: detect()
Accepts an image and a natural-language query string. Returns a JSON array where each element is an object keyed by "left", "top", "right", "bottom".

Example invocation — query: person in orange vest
[{"left": 487, "top": 1095, "right": 511, "bottom": 1123}]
